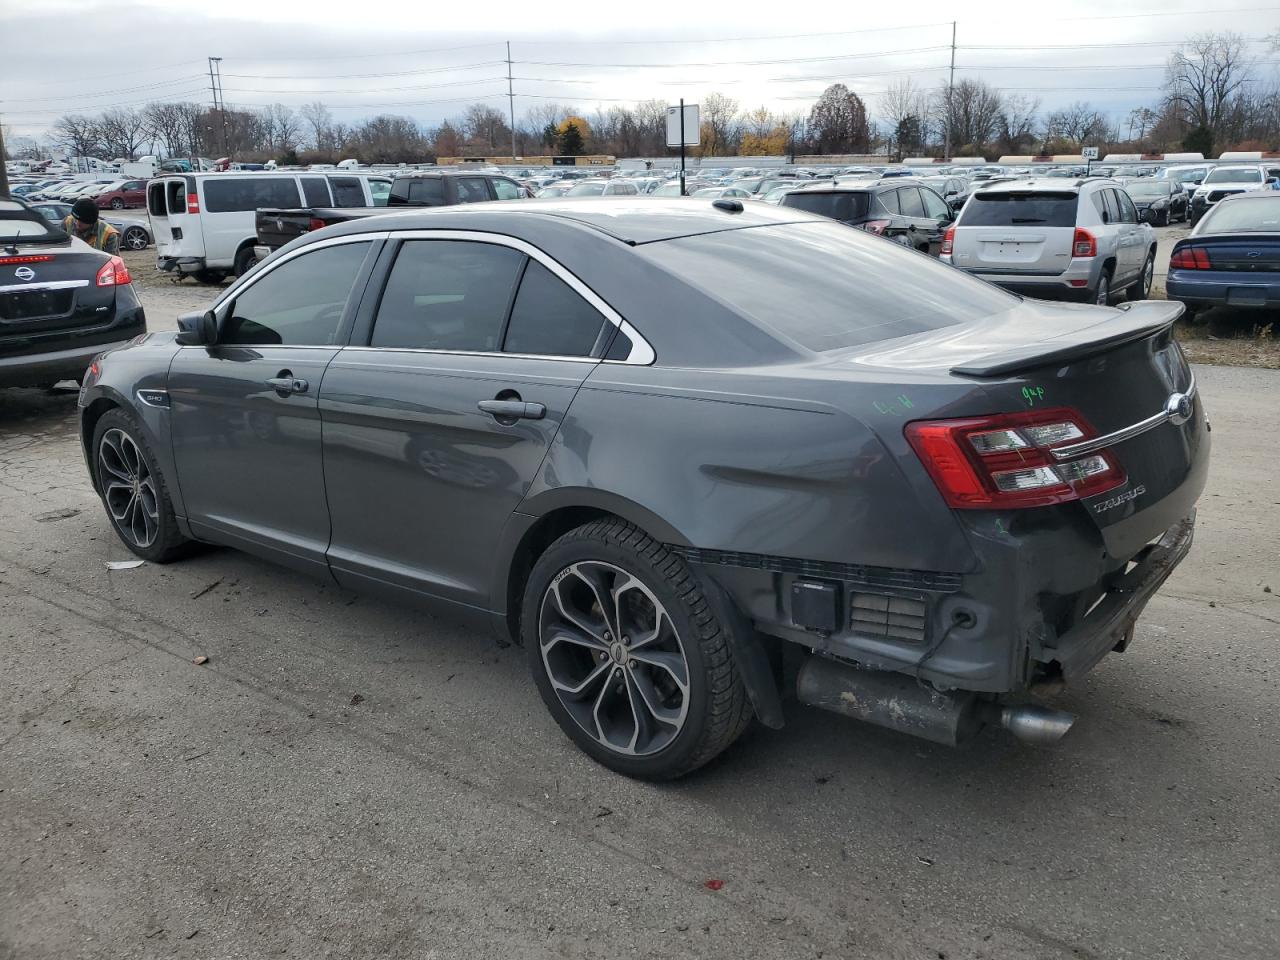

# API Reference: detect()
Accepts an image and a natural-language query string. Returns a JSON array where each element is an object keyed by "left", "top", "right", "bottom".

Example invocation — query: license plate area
[{"left": 1226, "top": 286, "right": 1268, "bottom": 306}]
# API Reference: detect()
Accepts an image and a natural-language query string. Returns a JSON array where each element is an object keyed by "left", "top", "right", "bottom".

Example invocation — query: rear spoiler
[{"left": 950, "top": 301, "right": 1184, "bottom": 377}]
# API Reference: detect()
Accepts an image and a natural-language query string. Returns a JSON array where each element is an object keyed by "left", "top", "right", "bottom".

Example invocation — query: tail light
[
  {"left": 1170, "top": 245, "right": 1211, "bottom": 270},
  {"left": 186, "top": 192, "right": 200, "bottom": 214},
  {"left": 95, "top": 255, "right": 132, "bottom": 287},
  {"left": 308, "top": 217, "right": 327, "bottom": 232},
  {"left": 1072, "top": 228, "right": 1097, "bottom": 258},
  {"left": 905, "top": 408, "right": 1125, "bottom": 509},
  {"left": 940, "top": 225, "right": 956, "bottom": 256},
  {"left": 860, "top": 219, "right": 891, "bottom": 235}
]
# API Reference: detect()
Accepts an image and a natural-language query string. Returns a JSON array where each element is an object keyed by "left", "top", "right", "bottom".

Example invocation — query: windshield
[
  {"left": 566, "top": 183, "right": 606, "bottom": 197},
  {"left": 959, "top": 192, "right": 1078, "bottom": 227},
  {"left": 641, "top": 221, "right": 1015, "bottom": 352},
  {"left": 1200, "top": 198, "right": 1280, "bottom": 233},
  {"left": 1125, "top": 182, "right": 1168, "bottom": 198},
  {"left": 1205, "top": 168, "right": 1262, "bottom": 184}
]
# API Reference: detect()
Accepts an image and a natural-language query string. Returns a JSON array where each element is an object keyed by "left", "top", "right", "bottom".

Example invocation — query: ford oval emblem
[
  {"left": 14, "top": 266, "right": 35, "bottom": 281},
  {"left": 1165, "top": 392, "right": 1194, "bottom": 425}
]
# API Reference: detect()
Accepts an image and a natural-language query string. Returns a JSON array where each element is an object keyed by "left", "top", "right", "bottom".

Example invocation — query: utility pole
[
  {"left": 210, "top": 56, "right": 228, "bottom": 160},
  {"left": 0, "top": 119, "right": 10, "bottom": 200},
  {"left": 944, "top": 21, "right": 956, "bottom": 161},
  {"left": 506, "top": 41, "right": 517, "bottom": 162},
  {"left": 679, "top": 98, "right": 687, "bottom": 196}
]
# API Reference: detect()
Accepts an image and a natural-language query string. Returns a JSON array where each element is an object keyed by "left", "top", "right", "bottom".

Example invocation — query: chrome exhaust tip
[{"left": 999, "top": 704, "right": 1076, "bottom": 745}]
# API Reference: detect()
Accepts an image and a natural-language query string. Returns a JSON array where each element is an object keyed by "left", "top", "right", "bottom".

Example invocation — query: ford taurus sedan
[{"left": 79, "top": 199, "right": 1208, "bottom": 779}]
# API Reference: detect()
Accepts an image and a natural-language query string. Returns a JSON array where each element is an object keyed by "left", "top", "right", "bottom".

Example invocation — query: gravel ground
[{"left": 0, "top": 276, "right": 1277, "bottom": 959}]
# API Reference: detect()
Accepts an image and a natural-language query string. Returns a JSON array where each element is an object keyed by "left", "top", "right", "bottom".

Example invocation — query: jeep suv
[{"left": 941, "top": 178, "right": 1157, "bottom": 305}]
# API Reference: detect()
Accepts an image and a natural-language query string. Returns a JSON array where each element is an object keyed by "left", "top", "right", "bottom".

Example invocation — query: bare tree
[
  {"left": 1165, "top": 32, "right": 1254, "bottom": 153},
  {"left": 933, "top": 79, "right": 1003, "bottom": 153},
  {"left": 998, "top": 94, "right": 1041, "bottom": 153},
  {"left": 1046, "top": 101, "right": 1108, "bottom": 148},
  {"left": 880, "top": 78, "right": 929, "bottom": 156},
  {"left": 53, "top": 114, "right": 102, "bottom": 159},
  {"left": 464, "top": 103, "right": 510, "bottom": 153},
  {"left": 700, "top": 92, "right": 740, "bottom": 156},
  {"left": 299, "top": 102, "right": 335, "bottom": 152},
  {"left": 98, "top": 108, "right": 148, "bottom": 159}
]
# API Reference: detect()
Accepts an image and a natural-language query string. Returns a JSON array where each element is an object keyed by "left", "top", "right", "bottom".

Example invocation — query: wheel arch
[{"left": 81, "top": 395, "right": 123, "bottom": 492}]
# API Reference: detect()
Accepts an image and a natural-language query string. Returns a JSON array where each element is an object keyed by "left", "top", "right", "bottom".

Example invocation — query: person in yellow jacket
[{"left": 63, "top": 198, "right": 120, "bottom": 254}]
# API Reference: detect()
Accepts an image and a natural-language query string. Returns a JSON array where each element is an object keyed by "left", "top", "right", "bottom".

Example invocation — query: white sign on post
[
  {"left": 666, "top": 104, "right": 700, "bottom": 148},
  {"left": 1082, "top": 146, "right": 1100, "bottom": 160}
]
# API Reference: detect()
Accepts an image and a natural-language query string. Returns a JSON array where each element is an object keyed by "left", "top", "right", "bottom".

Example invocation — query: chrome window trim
[
  {"left": 381, "top": 229, "right": 655, "bottom": 366},
  {"left": 0, "top": 279, "right": 90, "bottom": 294},
  {"left": 1051, "top": 373, "right": 1197, "bottom": 461},
  {"left": 339, "top": 345, "right": 600, "bottom": 364},
  {"left": 211, "top": 232, "right": 390, "bottom": 312}
]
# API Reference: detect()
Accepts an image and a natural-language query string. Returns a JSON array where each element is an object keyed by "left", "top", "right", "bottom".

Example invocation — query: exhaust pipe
[
  {"left": 996, "top": 704, "right": 1075, "bottom": 744},
  {"left": 796, "top": 656, "right": 1076, "bottom": 747}
]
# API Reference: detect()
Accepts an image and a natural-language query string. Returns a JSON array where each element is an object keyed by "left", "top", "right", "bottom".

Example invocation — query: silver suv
[{"left": 942, "top": 178, "right": 1157, "bottom": 305}]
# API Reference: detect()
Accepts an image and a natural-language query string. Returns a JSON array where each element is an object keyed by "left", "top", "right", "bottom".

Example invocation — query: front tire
[
  {"left": 1158, "top": 208, "right": 1170, "bottom": 227},
  {"left": 122, "top": 226, "right": 149, "bottom": 250},
  {"left": 110, "top": 198, "right": 124, "bottom": 210},
  {"left": 1094, "top": 269, "right": 1112, "bottom": 306},
  {"left": 524, "top": 519, "right": 752, "bottom": 780},
  {"left": 234, "top": 246, "right": 259, "bottom": 277},
  {"left": 93, "top": 409, "right": 190, "bottom": 563}
]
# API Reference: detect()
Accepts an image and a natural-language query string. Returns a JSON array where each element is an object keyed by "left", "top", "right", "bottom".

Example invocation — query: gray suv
[{"left": 943, "top": 178, "right": 1157, "bottom": 305}]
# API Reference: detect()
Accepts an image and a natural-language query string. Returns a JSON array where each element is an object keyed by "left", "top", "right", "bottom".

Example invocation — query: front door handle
[
  {"left": 478, "top": 399, "right": 546, "bottom": 420},
  {"left": 266, "top": 374, "right": 308, "bottom": 395}
]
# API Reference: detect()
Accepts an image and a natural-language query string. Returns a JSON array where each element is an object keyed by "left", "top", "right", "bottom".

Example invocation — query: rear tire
[
  {"left": 1129, "top": 251, "right": 1155, "bottom": 301},
  {"left": 122, "top": 226, "right": 149, "bottom": 251},
  {"left": 523, "top": 519, "right": 752, "bottom": 780},
  {"left": 92, "top": 409, "right": 190, "bottom": 564},
  {"left": 110, "top": 198, "right": 124, "bottom": 210},
  {"left": 1094, "top": 269, "right": 1112, "bottom": 306},
  {"left": 234, "top": 246, "right": 259, "bottom": 277}
]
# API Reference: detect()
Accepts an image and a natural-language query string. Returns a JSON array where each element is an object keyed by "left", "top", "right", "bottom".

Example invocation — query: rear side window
[
  {"left": 331, "top": 177, "right": 364, "bottom": 207},
  {"left": 492, "top": 178, "right": 521, "bottom": 200},
  {"left": 781, "top": 192, "right": 870, "bottom": 222},
  {"left": 148, "top": 183, "right": 166, "bottom": 216},
  {"left": 959, "top": 192, "right": 1078, "bottom": 227},
  {"left": 875, "top": 190, "right": 900, "bottom": 215},
  {"left": 222, "top": 242, "right": 370, "bottom": 346},
  {"left": 399, "top": 179, "right": 443, "bottom": 205},
  {"left": 456, "top": 178, "right": 491, "bottom": 203},
  {"left": 641, "top": 221, "right": 1016, "bottom": 352},
  {"left": 371, "top": 240, "right": 524, "bottom": 352},
  {"left": 369, "top": 180, "right": 391, "bottom": 206},
  {"left": 301, "top": 177, "right": 331, "bottom": 206},
  {"left": 504, "top": 261, "right": 606, "bottom": 357},
  {"left": 203, "top": 177, "right": 301, "bottom": 213},
  {"left": 897, "top": 188, "right": 926, "bottom": 218}
]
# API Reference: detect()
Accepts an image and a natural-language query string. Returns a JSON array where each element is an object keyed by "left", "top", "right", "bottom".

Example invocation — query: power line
[
  {"left": 229, "top": 42, "right": 504, "bottom": 63},
  {"left": 222, "top": 62, "right": 505, "bottom": 81},
  {"left": 514, "top": 46, "right": 951, "bottom": 69},
  {"left": 221, "top": 77, "right": 507, "bottom": 96},
  {"left": 0, "top": 76, "right": 208, "bottom": 105}
]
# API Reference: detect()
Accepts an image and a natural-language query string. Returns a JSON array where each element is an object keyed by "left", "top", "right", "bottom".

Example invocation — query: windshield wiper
[{"left": 1010, "top": 218, "right": 1046, "bottom": 223}]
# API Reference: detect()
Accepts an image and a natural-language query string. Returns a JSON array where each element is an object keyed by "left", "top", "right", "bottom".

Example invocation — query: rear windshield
[
  {"left": 641, "top": 221, "right": 1016, "bottom": 351},
  {"left": 781, "top": 192, "right": 870, "bottom": 222},
  {"left": 1200, "top": 198, "right": 1280, "bottom": 233},
  {"left": 390, "top": 178, "right": 443, "bottom": 205},
  {"left": 959, "top": 192, "right": 1079, "bottom": 227},
  {"left": 0, "top": 211, "right": 62, "bottom": 243}
]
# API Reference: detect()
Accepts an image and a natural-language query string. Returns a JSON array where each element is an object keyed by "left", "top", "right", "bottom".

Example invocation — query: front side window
[
  {"left": 1116, "top": 190, "right": 1139, "bottom": 223},
  {"left": 370, "top": 240, "right": 524, "bottom": 352},
  {"left": 221, "top": 242, "right": 370, "bottom": 346},
  {"left": 492, "top": 178, "right": 521, "bottom": 201},
  {"left": 920, "top": 187, "right": 951, "bottom": 220},
  {"left": 504, "top": 261, "right": 606, "bottom": 357}
]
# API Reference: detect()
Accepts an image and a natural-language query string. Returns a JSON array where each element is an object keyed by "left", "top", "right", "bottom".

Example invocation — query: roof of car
[
  {"left": 974, "top": 177, "right": 1111, "bottom": 193},
  {"left": 323, "top": 197, "right": 818, "bottom": 246}
]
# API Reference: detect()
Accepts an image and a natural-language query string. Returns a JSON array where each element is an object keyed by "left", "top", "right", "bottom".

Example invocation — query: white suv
[
  {"left": 941, "top": 178, "right": 1157, "bottom": 305},
  {"left": 1188, "top": 164, "right": 1280, "bottom": 225}
]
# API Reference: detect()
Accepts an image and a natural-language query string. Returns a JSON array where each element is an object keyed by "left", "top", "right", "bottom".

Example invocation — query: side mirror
[{"left": 176, "top": 309, "right": 218, "bottom": 346}]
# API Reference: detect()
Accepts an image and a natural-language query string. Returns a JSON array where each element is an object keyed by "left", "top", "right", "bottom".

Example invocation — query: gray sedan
[{"left": 78, "top": 199, "right": 1208, "bottom": 779}]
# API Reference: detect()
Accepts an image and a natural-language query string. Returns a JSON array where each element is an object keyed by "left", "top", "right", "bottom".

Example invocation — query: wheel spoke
[
  {"left": 628, "top": 665, "right": 684, "bottom": 728},
  {"left": 108, "top": 490, "right": 136, "bottom": 523},
  {"left": 628, "top": 608, "right": 672, "bottom": 652},
  {"left": 549, "top": 656, "right": 611, "bottom": 699},
  {"left": 621, "top": 669, "right": 652, "bottom": 752},
  {"left": 546, "top": 577, "right": 608, "bottom": 648},
  {"left": 576, "top": 563, "right": 620, "bottom": 639},
  {"left": 628, "top": 649, "right": 689, "bottom": 692},
  {"left": 99, "top": 434, "right": 132, "bottom": 483}
]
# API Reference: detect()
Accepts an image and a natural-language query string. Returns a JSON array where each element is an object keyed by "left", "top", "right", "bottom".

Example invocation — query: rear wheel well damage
[
  {"left": 504, "top": 506, "right": 785, "bottom": 728},
  {"left": 80, "top": 397, "right": 120, "bottom": 490}
]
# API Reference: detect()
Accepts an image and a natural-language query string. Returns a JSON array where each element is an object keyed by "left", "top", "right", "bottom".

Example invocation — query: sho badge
[{"left": 1093, "top": 485, "right": 1147, "bottom": 514}]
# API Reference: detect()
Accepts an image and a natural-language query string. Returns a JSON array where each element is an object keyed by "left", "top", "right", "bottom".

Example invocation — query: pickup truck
[{"left": 253, "top": 171, "right": 528, "bottom": 261}]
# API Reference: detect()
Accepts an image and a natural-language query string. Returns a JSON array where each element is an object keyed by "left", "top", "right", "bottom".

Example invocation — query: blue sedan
[{"left": 1167, "top": 193, "right": 1280, "bottom": 321}]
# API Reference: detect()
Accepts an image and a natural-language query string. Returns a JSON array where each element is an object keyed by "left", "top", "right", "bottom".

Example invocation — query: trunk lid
[
  {"left": 1194, "top": 234, "right": 1280, "bottom": 273},
  {"left": 847, "top": 299, "right": 1207, "bottom": 560},
  {"left": 0, "top": 242, "right": 117, "bottom": 352}
]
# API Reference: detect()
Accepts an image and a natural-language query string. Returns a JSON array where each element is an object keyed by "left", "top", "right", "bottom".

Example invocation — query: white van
[{"left": 146, "top": 171, "right": 391, "bottom": 282}]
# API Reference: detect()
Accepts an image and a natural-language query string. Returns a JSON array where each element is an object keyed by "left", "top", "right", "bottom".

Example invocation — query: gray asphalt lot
[{"left": 0, "top": 280, "right": 1277, "bottom": 960}]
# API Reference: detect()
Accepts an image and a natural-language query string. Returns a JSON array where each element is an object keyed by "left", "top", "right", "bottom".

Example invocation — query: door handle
[
  {"left": 478, "top": 399, "right": 546, "bottom": 420},
  {"left": 266, "top": 373, "right": 308, "bottom": 395}
]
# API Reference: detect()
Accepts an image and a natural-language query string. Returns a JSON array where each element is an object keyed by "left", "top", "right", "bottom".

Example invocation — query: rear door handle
[
  {"left": 478, "top": 399, "right": 546, "bottom": 420},
  {"left": 266, "top": 375, "right": 308, "bottom": 395}
]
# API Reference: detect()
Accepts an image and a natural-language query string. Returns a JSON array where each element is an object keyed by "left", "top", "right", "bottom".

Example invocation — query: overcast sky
[{"left": 2, "top": 0, "right": 1277, "bottom": 141}]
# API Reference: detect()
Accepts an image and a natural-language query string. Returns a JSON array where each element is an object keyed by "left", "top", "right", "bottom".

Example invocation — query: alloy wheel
[
  {"left": 538, "top": 560, "right": 690, "bottom": 757},
  {"left": 1142, "top": 256, "right": 1154, "bottom": 298},
  {"left": 1095, "top": 276, "right": 1110, "bottom": 306},
  {"left": 98, "top": 428, "right": 160, "bottom": 549},
  {"left": 124, "top": 227, "right": 148, "bottom": 250}
]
